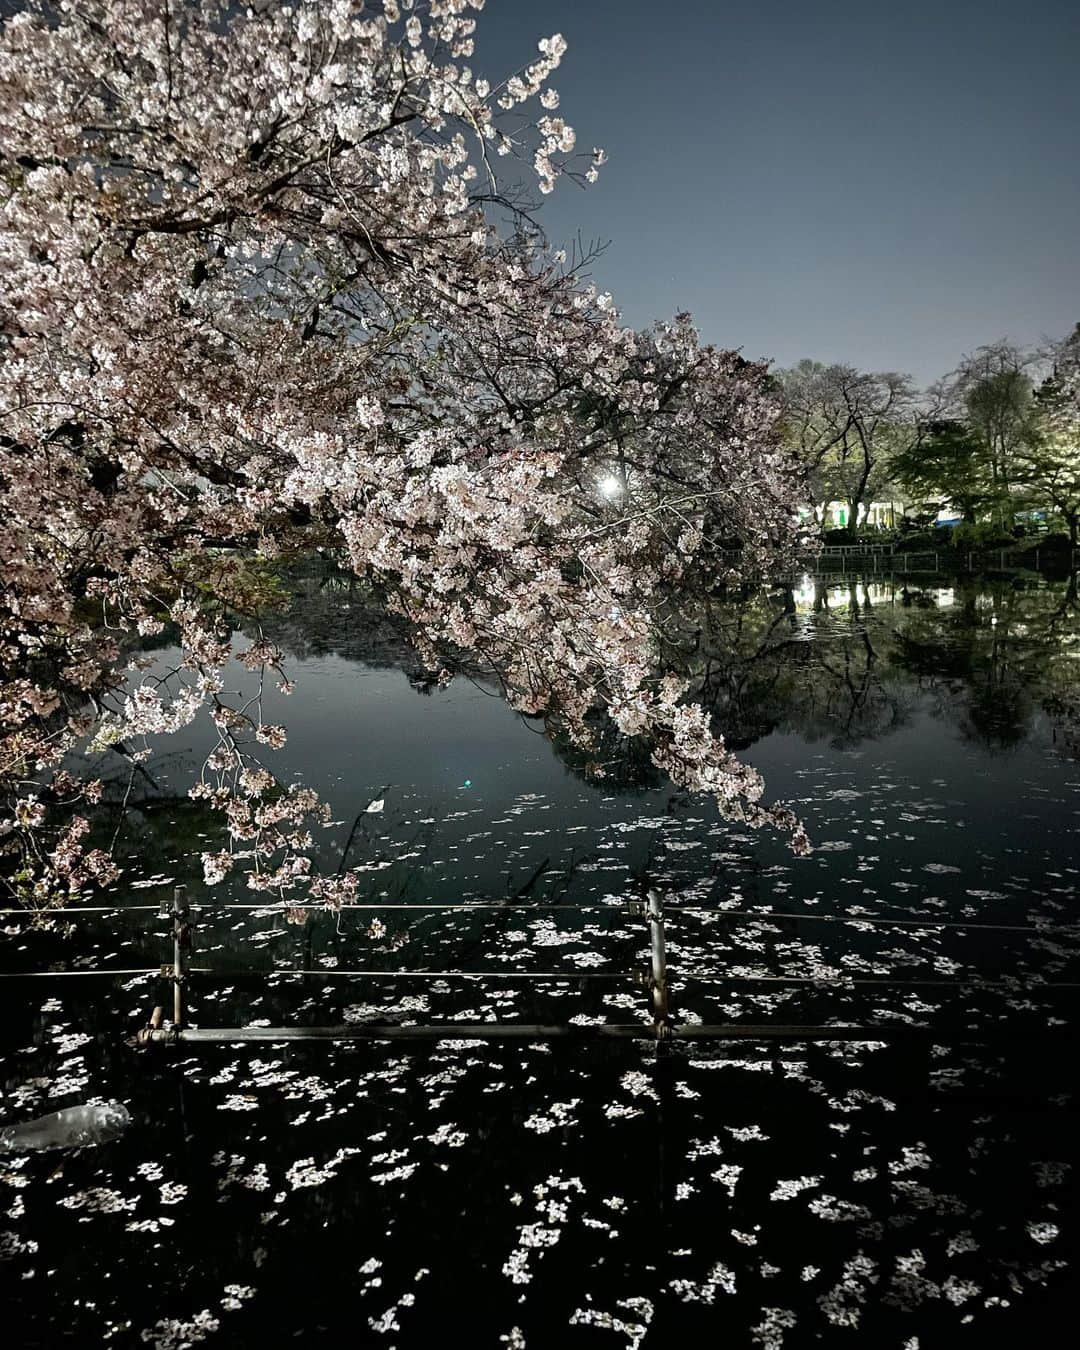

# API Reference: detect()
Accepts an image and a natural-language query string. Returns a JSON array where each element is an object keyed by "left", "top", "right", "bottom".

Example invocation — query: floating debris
[{"left": 0, "top": 1101, "right": 131, "bottom": 1155}]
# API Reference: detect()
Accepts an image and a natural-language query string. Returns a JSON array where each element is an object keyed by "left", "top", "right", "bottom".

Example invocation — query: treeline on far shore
[{"left": 777, "top": 323, "right": 1080, "bottom": 549}]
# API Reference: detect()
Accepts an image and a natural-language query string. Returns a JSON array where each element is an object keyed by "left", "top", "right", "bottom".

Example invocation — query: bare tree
[{"left": 777, "top": 362, "right": 919, "bottom": 528}]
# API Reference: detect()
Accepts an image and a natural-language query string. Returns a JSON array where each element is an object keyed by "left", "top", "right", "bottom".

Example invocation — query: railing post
[
  {"left": 171, "top": 885, "right": 190, "bottom": 1029},
  {"left": 646, "top": 889, "right": 670, "bottom": 1036}
]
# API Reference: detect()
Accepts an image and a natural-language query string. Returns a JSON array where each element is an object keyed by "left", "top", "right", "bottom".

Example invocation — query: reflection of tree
[
  {"left": 896, "top": 575, "right": 1080, "bottom": 751},
  {"left": 544, "top": 713, "right": 667, "bottom": 792},
  {"left": 667, "top": 573, "right": 1080, "bottom": 756},
  {"left": 248, "top": 559, "right": 1080, "bottom": 770},
  {"left": 885, "top": 582, "right": 1030, "bottom": 750},
  {"left": 83, "top": 775, "right": 224, "bottom": 890},
  {"left": 683, "top": 583, "right": 918, "bottom": 750},
  {"left": 1034, "top": 574, "right": 1080, "bottom": 758},
  {"left": 248, "top": 566, "right": 426, "bottom": 673}
]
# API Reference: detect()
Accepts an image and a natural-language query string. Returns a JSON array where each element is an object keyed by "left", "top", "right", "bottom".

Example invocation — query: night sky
[{"left": 473, "top": 0, "right": 1080, "bottom": 384}]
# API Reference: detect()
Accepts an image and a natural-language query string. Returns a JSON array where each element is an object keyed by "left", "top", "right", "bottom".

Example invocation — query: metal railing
[
  {"left": 4, "top": 885, "right": 1077, "bottom": 1046},
  {"left": 127, "top": 886, "right": 1078, "bottom": 1048}
]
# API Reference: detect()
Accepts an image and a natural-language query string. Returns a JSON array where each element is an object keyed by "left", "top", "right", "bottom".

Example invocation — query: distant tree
[
  {"left": 945, "top": 342, "right": 1037, "bottom": 525},
  {"left": 776, "top": 362, "right": 918, "bottom": 528},
  {"left": 1016, "top": 325, "right": 1080, "bottom": 544},
  {"left": 775, "top": 361, "right": 853, "bottom": 517},
  {"left": 890, "top": 419, "right": 993, "bottom": 525}
]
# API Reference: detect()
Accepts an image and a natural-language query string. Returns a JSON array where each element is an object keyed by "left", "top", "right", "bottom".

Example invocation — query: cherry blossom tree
[{"left": 0, "top": 0, "right": 807, "bottom": 911}]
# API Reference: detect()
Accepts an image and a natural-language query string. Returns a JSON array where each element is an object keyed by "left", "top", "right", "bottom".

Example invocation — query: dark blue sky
[{"left": 473, "top": 0, "right": 1080, "bottom": 384}]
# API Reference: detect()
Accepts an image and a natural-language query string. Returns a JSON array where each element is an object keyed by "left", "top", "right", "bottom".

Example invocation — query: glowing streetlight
[{"left": 598, "top": 473, "right": 625, "bottom": 502}]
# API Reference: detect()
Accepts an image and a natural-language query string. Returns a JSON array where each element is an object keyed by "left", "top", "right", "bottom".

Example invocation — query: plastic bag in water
[{"left": 0, "top": 1100, "right": 131, "bottom": 1154}]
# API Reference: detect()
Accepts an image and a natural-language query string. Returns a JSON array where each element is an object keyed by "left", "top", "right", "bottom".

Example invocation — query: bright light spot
[
  {"left": 598, "top": 474, "right": 625, "bottom": 501},
  {"left": 793, "top": 575, "right": 815, "bottom": 611}
]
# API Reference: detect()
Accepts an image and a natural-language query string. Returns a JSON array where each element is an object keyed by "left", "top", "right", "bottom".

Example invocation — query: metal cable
[
  {"left": 0, "top": 903, "right": 1072, "bottom": 936},
  {"left": 0, "top": 967, "right": 159, "bottom": 978},
  {"left": 676, "top": 972, "right": 1080, "bottom": 991},
  {"left": 262, "top": 969, "right": 629, "bottom": 981},
  {"left": 2, "top": 965, "right": 1076, "bottom": 991},
  {"left": 0, "top": 966, "right": 620, "bottom": 981}
]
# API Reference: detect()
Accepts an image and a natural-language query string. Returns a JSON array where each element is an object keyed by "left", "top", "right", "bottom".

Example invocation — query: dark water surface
[{"left": 2, "top": 569, "right": 1078, "bottom": 1347}]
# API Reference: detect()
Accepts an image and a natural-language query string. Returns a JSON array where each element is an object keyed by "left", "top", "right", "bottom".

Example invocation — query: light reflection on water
[{"left": 2, "top": 567, "right": 1079, "bottom": 1345}]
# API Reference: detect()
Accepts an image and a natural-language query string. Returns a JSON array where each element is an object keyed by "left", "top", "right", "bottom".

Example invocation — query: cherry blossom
[{"left": 0, "top": 0, "right": 807, "bottom": 909}]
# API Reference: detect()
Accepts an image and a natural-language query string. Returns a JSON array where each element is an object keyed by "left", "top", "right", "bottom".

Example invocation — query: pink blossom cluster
[{"left": 0, "top": 1, "right": 807, "bottom": 908}]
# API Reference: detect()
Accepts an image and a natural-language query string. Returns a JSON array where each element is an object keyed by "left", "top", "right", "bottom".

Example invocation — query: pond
[{"left": 2, "top": 566, "right": 1078, "bottom": 1347}]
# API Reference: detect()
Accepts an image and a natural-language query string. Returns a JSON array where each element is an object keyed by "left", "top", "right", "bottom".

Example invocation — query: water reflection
[
  {"left": 243, "top": 565, "right": 1080, "bottom": 774},
  {"left": 78, "top": 564, "right": 1080, "bottom": 922},
  {"left": 4, "top": 563, "right": 1079, "bottom": 1346},
  {"left": 680, "top": 572, "right": 1080, "bottom": 757}
]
